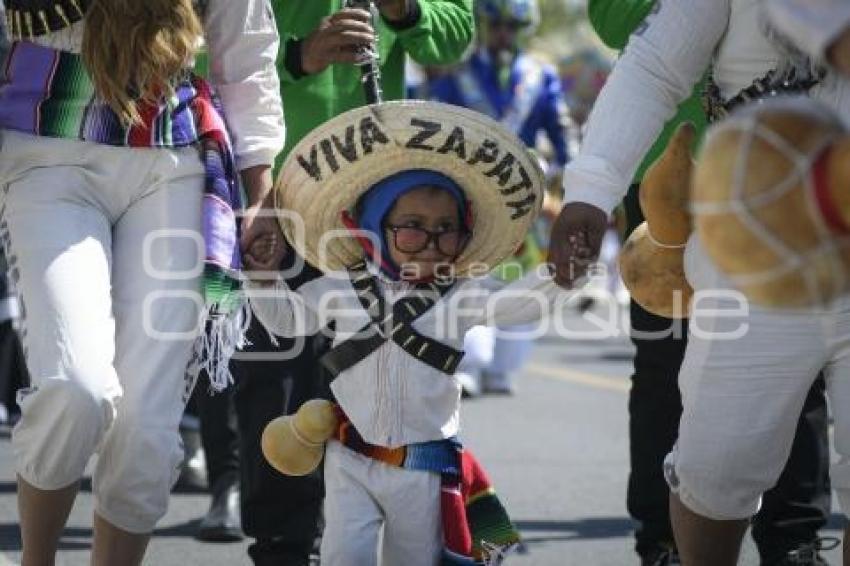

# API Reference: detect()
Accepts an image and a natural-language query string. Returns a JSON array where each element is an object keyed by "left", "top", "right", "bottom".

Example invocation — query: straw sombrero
[{"left": 274, "top": 100, "right": 545, "bottom": 275}]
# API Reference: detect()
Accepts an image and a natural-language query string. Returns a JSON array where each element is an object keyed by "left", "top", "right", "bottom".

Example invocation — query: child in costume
[
  {"left": 0, "top": 1, "right": 283, "bottom": 563},
  {"left": 430, "top": 0, "right": 569, "bottom": 396},
  {"left": 247, "top": 100, "right": 567, "bottom": 565}
]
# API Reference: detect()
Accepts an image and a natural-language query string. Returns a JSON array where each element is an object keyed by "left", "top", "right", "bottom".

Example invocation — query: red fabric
[
  {"left": 464, "top": 451, "right": 492, "bottom": 500},
  {"left": 340, "top": 210, "right": 400, "bottom": 276},
  {"left": 441, "top": 483, "right": 473, "bottom": 556},
  {"left": 127, "top": 99, "right": 159, "bottom": 147},
  {"left": 442, "top": 450, "right": 495, "bottom": 559},
  {"left": 813, "top": 146, "right": 850, "bottom": 235}
]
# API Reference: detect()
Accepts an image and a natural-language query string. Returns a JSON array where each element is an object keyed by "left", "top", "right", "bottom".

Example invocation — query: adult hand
[
  {"left": 241, "top": 204, "right": 288, "bottom": 274},
  {"left": 374, "top": 0, "right": 411, "bottom": 22},
  {"left": 547, "top": 202, "right": 609, "bottom": 289},
  {"left": 301, "top": 8, "right": 376, "bottom": 75}
]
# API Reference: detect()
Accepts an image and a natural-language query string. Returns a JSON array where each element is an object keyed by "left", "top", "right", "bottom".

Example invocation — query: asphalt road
[{"left": 0, "top": 304, "right": 845, "bottom": 565}]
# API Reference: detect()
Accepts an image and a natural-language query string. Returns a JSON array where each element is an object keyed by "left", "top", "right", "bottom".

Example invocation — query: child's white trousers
[
  {"left": 322, "top": 440, "right": 443, "bottom": 566},
  {"left": 0, "top": 130, "right": 204, "bottom": 533}
]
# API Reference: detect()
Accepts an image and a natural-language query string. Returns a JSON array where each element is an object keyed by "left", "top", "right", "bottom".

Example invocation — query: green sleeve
[
  {"left": 391, "top": 0, "right": 474, "bottom": 66},
  {"left": 632, "top": 79, "right": 707, "bottom": 182},
  {"left": 588, "top": 0, "right": 656, "bottom": 51},
  {"left": 193, "top": 51, "right": 209, "bottom": 78}
]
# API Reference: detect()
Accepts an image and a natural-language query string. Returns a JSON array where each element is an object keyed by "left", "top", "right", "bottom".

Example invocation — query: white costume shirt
[
  {"left": 765, "top": 0, "right": 850, "bottom": 63},
  {"left": 29, "top": 0, "right": 285, "bottom": 170},
  {"left": 249, "top": 268, "right": 562, "bottom": 448},
  {"left": 562, "top": 0, "right": 850, "bottom": 216}
]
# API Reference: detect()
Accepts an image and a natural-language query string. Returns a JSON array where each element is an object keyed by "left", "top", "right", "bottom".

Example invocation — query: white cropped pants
[
  {"left": 665, "top": 234, "right": 850, "bottom": 521},
  {"left": 0, "top": 130, "right": 204, "bottom": 533}
]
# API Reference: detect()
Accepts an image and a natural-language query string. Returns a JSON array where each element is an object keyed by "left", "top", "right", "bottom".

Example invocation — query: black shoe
[
  {"left": 642, "top": 546, "right": 681, "bottom": 566},
  {"left": 766, "top": 538, "right": 839, "bottom": 566},
  {"left": 174, "top": 421, "right": 208, "bottom": 492},
  {"left": 249, "top": 538, "right": 314, "bottom": 566},
  {"left": 196, "top": 479, "right": 243, "bottom": 542}
]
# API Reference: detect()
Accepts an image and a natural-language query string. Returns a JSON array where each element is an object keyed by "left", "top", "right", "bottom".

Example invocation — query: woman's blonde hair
[{"left": 82, "top": 0, "right": 203, "bottom": 125}]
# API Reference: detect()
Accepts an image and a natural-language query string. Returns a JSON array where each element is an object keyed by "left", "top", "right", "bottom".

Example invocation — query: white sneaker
[
  {"left": 455, "top": 371, "right": 481, "bottom": 398},
  {"left": 482, "top": 371, "right": 515, "bottom": 395}
]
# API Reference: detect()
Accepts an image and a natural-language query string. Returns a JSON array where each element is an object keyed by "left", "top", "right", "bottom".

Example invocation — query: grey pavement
[{"left": 0, "top": 304, "right": 845, "bottom": 565}]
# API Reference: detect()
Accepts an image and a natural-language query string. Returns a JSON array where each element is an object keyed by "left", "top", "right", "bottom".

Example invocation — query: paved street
[{"left": 0, "top": 303, "right": 845, "bottom": 565}]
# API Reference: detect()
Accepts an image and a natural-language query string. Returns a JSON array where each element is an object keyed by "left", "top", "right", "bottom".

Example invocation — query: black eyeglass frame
[{"left": 384, "top": 225, "right": 472, "bottom": 256}]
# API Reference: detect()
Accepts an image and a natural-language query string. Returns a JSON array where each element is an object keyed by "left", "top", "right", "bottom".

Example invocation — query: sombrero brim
[{"left": 274, "top": 100, "right": 545, "bottom": 275}]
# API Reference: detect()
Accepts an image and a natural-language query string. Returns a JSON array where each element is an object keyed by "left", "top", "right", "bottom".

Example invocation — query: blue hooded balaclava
[{"left": 353, "top": 169, "right": 470, "bottom": 279}]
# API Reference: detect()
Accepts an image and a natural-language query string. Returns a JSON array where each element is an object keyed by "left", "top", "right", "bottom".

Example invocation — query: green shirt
[
  {"left": 272, "top": 0, "right": 474, "bottom": 170},
  {"left": 587, "top": 0, "right": 707, "bottom": 183}
]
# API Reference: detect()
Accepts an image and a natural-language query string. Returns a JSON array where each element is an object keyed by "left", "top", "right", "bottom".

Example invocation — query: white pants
[
  {"left": 0, "top": 130, "right": 204, "bottom": 533},
  {"left": 457, "top": 324, "right": 535, "bottom": 390},
  {"left": 665, "top": 235, "right": 850, "bottom": 520},
  {"left": 489, "top": 324, "right": 536, "bottom": 376},
  {"left": 322, "top": 441, "right": 443, "bottom": 566}
]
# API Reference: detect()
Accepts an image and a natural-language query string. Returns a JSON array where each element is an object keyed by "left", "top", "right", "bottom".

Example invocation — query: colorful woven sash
[
  {"left": 333, "top": 407, "right": 521, "bottom": 565},
  {"left": 0, "top": 41, "right": 245, "bottom": 388}
]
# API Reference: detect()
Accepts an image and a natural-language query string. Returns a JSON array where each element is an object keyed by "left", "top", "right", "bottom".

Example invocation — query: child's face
[{"left": 383, "top": 186, "right": 468, "bottom": 280}]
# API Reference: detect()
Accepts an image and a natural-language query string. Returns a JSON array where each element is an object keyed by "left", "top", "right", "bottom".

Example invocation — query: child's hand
[
  {"left": 244, "top": 233, "right": 288, "bottom": 285},
  {"left": 248, "top": 233, "right": 283, "bottom": 262}
]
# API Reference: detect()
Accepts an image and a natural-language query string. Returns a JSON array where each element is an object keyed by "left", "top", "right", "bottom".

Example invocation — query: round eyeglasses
[{"left": 385, "top": 225, "right": 470, "bottom": 256}]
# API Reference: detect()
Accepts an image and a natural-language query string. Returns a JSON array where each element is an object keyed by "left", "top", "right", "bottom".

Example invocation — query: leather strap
[
  {"left": 6, "top": 0, "right": 91, "bottom": 39},
  {"left": 320, "top": 262, "right": 464, "bottom": 379}
]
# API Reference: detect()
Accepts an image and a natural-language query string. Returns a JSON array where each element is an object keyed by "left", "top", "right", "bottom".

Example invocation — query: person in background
[
  {"left": 0, "top": 0, "right": 21, "bottom": 429},
  {"left": 231, "top": 2, "right": 474, "bottom": 564},
  {"left": 588, "top": 4, "right": 702, "bottom": 562},
  {"left": 0, "top": 247, "right": 26, "bottom": 427},
  {"left": 430, "top": 0, "right": 569, "bottom": 395},
  {"left": 557, "top": 47, "right": 610, "bottom": 137}
]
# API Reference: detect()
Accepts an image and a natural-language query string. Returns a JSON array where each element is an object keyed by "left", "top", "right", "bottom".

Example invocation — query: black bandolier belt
[
  {"left": 5, "top": 0, "right": 91, "bottom": 39},
  {"left": 4, "top": 0, "right": 208, "bottom": 40},
  {"left": 320, "top": 261, "right": 465, "bottom": 380},
  {"left": 703, "top": 65, "right": 825, "bottom": 123}
]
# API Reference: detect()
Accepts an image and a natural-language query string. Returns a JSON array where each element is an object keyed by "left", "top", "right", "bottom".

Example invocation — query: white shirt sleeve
[
  {"left": 451, "top": 269, "right": 565, "bottom": 331},
  {"left": 763, "top": 0, "right": 850, "bottom": 63},
  {"left": 204, "top": 0, "right": 285, "bottom": 170},
  {"left": 245, "top": 279, "right": 324, "bottom": 338},
  {"left": 562, "top": 0, "right": 729, "bottom": 214}
]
